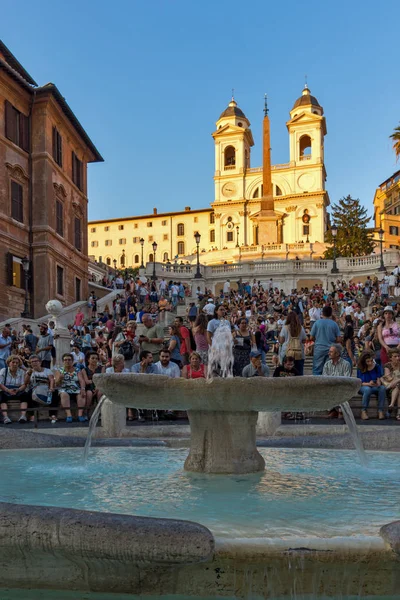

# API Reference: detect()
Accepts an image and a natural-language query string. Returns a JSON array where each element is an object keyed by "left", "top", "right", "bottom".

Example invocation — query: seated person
[
  {"left": 181, "top": 352, "right": 206, "bottom": 379},
  {"left": 54, "top": 353, "right": 86, "bottom": 423},
  {"left": 80, "top": 352, "right": 105, "bottom": 420},
  {"left": 131, "top": 350, "right": 155, "bottom": 374},
  {"left": 25, "top": 354, "right": 57, "bottom": 423},
  {"left": 357, "top": 352, "right": 386, "bottom": 421},
  {"left": 242, "top": 350, "right": 270, "bottom": 377},
  {"left": 0, "top": 355, "right": 29, "bottom": 424},
  {"left": 273, "top": 355, "right": 299, "bottom": 377}
]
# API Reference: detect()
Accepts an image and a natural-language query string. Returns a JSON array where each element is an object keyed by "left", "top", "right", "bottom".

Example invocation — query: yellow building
[
  {"left": 89, "top": 86, "right": 330, "bottom": 267},
  {"left": 373, "top": 170, "right": 400, "bottom": 250}
]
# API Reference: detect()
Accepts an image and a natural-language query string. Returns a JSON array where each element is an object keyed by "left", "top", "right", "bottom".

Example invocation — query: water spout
[
  {"left": 83, "top": 395, "right": 107, "bottom": 464},
  {"left": 340, "top": 400, "right": 368, "bottom": 467},
  {"left": 207, "top": 320, "right": 234, "bottom": 379}
]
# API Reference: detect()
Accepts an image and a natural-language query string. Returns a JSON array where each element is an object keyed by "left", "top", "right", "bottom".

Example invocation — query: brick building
[{"left": 0, "top": 40, "right": 103, "bottom": 320}]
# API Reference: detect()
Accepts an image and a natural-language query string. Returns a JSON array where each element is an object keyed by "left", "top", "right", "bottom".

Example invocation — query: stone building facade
[
  {"left": 0, "top": 40, "right": 103, "bottom": 320},
  {"left": 373, "top": 169, "right": 400, "bottom": 250},
  {"left": 88, "top": 86, "right": 329, "bottom": 267}
]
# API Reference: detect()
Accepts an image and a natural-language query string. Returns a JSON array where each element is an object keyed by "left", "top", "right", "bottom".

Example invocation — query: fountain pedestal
[{"left": 184, "top": 410, "right": 265, "bottom": 474}]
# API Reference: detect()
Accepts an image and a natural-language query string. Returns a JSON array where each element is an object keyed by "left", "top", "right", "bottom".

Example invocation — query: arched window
[
  {"left": 252, "top": 187, "right": 259, "bottom": 198},
  {"left": 163, "top": 252, "right": 169, "bottom": 261},
  {"left": 210, "top": 229, "right": 215, "bottom": 243},
  {"left": 177, "top": 241, "right": 185, "bottom": 255},
  {"left": 275, "top": 185, "right": 282, "bottom": 196},
  {"left": 106, "top": 257, "right": 111, "bottom": 266},
  {"left": 224, "top": 146, "right": 236, "bottom": 168},
  {"left": 149, "top": 253, "right": 154, "bottom": 262},
  {"left": 177, "top": 223, "right": 184, "bottom": 236},
  {"left": 134, "top": 254, "right": 139, "bottom": 264},
  {"left": 299, "top": 135, "right": 312, "bottom": 159}
]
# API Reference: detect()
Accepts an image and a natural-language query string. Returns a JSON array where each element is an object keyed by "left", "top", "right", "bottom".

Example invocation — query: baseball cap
[
  {"left": 207, "top": 298, "right": 213, "bottom": 303},
  {"left": 250, "top": 350, "right": 262, "bottom": 358},
  {"left": 383, "top": 306, "right": 394, "bottom": 312}
]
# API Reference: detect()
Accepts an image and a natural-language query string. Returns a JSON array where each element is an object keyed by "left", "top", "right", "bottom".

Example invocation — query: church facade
[{"left": 88, "top": 86, "right": 329, "bottom": 268}]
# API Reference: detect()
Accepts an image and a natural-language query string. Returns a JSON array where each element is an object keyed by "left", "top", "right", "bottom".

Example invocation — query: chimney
[
  {"left": 153, "top": 207, "right": 157, "bottom": 215},
  {"left": 185, "top": 206, "right": 191, "bottom": 211}
]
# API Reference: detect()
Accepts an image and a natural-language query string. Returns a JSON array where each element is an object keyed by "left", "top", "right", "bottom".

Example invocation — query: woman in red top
[{"left": 181, "top": 352, "right": 206, "bottom": 379}]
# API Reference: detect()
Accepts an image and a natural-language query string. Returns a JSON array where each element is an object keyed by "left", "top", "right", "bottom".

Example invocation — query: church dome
[
  {"left": 292, "top": 85, "right": 321, "bottom": 111},
  {"left": 219, "top": 98, "right": 247, "bottom": 120}
]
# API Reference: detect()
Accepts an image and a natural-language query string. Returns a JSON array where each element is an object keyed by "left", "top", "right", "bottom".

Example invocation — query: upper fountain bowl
[{"left": 94, "top": 374, "right": 360, "bottom": 412}]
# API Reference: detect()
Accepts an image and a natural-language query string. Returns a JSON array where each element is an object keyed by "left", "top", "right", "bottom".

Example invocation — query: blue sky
[{"left": 3, "top": 0, "right": 399, "bottom": 221}]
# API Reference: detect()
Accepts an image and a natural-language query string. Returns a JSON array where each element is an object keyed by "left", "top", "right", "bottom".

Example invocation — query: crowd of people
[{"left": 1, "top": 269, "right": 400, "bottom": 424}]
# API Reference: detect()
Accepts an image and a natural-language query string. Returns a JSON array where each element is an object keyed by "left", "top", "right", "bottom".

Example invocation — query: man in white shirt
[
  {"left": 0, "top": 326, "right": 12, "bottom": 370},
  {"left": 154, "top": 349, "right": 180, "bottom": 378},
  {"left": 308, "top": 302, "right": 321, "bottom": 328},
  {"left": 223, "top": 279, "right": 230, "bottom": 297},
  {"left": 159, "top": 278, "right": 167, "bottom": 297},
  {"left": 388, "top": 272, "right": 396, "bottom": 297},
  {"left": 203, "top": 298, "right": 216, "bottom": 317}
]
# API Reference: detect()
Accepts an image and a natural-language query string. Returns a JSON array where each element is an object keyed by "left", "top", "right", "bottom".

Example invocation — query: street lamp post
[
  {"left": 331, "top": 225, "right": 339, "bottom": 274},
  {"left": 378, "top": 228, "right": 385, "bottom": 271},
  {"left": 152, "top": 241, "right": 158, "bottom": 281},
  {"left": 236, "top": 225, "right": 239, "bottom": 248},
  {"left": 194, "top": 231, "right": 202, "bottom": 278},
  {"left": 21, "top": 256, "right": 30, "bottom": 318},
  {"left": 140, "top": 238, "right": 145, "bottom": 268}
]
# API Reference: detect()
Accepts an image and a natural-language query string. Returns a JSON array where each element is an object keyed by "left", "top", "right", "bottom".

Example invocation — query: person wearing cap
[
  {"left": 203, "top": 298, "right": 216, "bottom": 318},
  {"left": 377, "top": 306, "right": 400, "bottom": 366},
  {"left": 36, "top": 323, "right": 54, "bottom": 369},
  {"left": 242, "top": 350, "right": 270, "bottom": 377}
]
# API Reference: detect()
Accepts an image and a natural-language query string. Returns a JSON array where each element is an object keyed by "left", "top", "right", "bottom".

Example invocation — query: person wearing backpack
[{"left": 279, "top": 311, "right": 306, "bottom": 375}]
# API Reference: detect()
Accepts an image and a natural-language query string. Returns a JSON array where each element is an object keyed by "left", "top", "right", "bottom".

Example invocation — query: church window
[
  {"left": 163, "top": 252, "right": 169, "bottom": 261},
  {"left": 252, "top": 187, "right": 259, "bottom": 198},
  {"left": 119, "top": 238, "right": 126, "bottom": 245},
  {"left": 194, "top": 217, "right": 198, "bottom": 223},
  {"left": 299, "top": 135, "right": 312, "bottom": 159},
  {"left": 104, "top": 226, "right": 109, "bottom": 231},
  {"left": 90, "top": 227, "right": 96, "bottom": 233},
  {"left": 209, "top": 213, "right": 215, "bottom": 224},
  {"left": 275, "top": 185, "right": 282, "bottom": 196},
  {"left": 134, "top": 223, "right": 138, "bottom": 228},
  {"left": 11, "top": 181, "right": 23, "bottom": 222},
  {"left": 162, "top": 220, "right": 167, "bottom": 226},
  {"left": 303, "top": 225, "right": 310, "bottom": 236},
  {"left": 147, "top": 222, "right": 152, "bottom": 227},
  {"left": 105, "top": 240, "right": 112, "bottom": 246},
  {"left": 134, "top": 254, "right": 139, "bottom": 264},
  {"left": 227, "top": 231, "right": 234, "bottom": 242},
  {"left": 224, "top": 146, "right": 236, "bottom": 168},
  {"left": 91, "top": 241, "right": 98, "bottom": 248},
  {"left": 238, "top": 122, "right": 243, "bottom": 127},
  {"left": 149, "top": 253, "right": 154, "bottom": 262},
  {"left": 177, "top": 241, "right": 185, "bottom": 255},
  {"left": 210, "top": 229, "right": 215, "bottom": 243},
  {"left": 148, "top": 235, "right": 153, "bottom": 242},
  {"left": 163, "top": 234, "right": 168, "bottom": 241},
  {"left": 106, "top": 257, "right": 111, "bottom": 266},
  {"left": 118, "top": 225, "right": 124, "bottom": 230},
  {"left": 177, "top": 223, "right": 185, "bottom": 236}
]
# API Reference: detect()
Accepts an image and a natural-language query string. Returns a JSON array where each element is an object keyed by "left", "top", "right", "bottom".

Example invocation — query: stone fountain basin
[
  {"left": 94, "top": 374, "right": 361, "bottom": 475},
  {"left": 94, "top": 374, "right": 360, "bottom": 412}
]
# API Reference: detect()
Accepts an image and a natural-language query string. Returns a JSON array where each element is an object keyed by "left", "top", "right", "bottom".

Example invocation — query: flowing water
[
  {"left": 340, "top": 400, "right": 368, "bottom": 467},
  {"left": 82, "top": 395, "right": 106, "bottom": 464},
  {"left": 207, "top": 319, "right": 234, "bottom": 378}
]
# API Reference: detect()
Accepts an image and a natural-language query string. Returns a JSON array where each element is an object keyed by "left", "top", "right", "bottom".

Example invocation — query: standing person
[
  {"left": 187, "top": 302, "right": 198, "bottom": 324},
  {"left": 207, "top": 305, "right": 229, "bottom": 345},
  {"left": 342, "top": 324, "right": 357, "bottom": 372},
  {"left": 36, "top": 323, "right": 54, "bottom": 369},
  {"left": 308, "top": 301, "right": 321, "bottom": 330},
  {"left": 357, "top": 352, "right": 386, "bottom": 421},
  {"left": 193, "top": 313, "right": 209, "bottom": 365},
  {"left": 74, "top": 308, "right": 85, "bottom": 332},
  {"left": 232, "top": 318, "right": 254, "bottom": 377},
  {"left": 0, "top": 355, "right": 30, "bottom": 424},
  {"left": 174, "top": 317, "right": 191, "bottom": 365},
  {"left": 310, "top": 306, "right": 341, "bottom": 375},
  {"left": 203, "top": 298, "right": 216, "bottom": 320},
  {"left": 377, "top": 306, "right": 400, "bottom": 366},
  {"left": 167, "top": 325, "right": 183, "bottom": 368},
  {"left": 279, "top": 312, "right": 306, "bottom": 375},
  {"left": 0, "top": 325, "right": 13, "bottom": 370},
  {"left": 223, "top": 279, "right": 231, "bottom": 298},
  {"left": 139, "top": 314, "right": 165, "bottom": 362}
]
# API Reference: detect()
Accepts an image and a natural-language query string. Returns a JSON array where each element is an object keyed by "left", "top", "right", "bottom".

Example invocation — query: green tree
[
  {"left": 390, "top": 124, "right": 400, "bottom": 160},
  {"left": 324, "top": 195, "right": 375, "bottom": 258}
]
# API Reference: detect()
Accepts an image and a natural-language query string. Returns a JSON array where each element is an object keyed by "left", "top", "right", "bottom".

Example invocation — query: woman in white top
[{"left": 0, "top": 355, "right": 30, "bottom": 424}]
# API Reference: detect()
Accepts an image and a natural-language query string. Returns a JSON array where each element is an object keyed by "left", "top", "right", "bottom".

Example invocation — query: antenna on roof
[
  {"left": 231, "top": 88, "right": 235, "bottom": 101},
  {"left": 304, "top": 74, "right": 308, "bottom": 89}
]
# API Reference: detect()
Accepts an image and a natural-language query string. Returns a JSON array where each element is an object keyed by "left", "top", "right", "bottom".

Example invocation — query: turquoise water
[{"left": 0, "top": 447, "right": 399, "bottom": 539}]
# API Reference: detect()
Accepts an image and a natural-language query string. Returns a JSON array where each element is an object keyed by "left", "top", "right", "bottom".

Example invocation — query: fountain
[{"left": 0, "top": 324, "right": 399, "bottom": 599}]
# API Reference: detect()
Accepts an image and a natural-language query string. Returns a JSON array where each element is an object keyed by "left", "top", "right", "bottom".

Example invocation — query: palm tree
[{"left": 390, "top": 125, "right": 400, "bottom": 160}]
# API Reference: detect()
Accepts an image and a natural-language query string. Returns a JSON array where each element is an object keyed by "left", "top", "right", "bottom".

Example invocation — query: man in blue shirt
[
  {"left": 131, "top": 350, "right": 155, "bottom": 374},
  {"left": 310, "top": 306, "right": 341, "bottom": 375}
]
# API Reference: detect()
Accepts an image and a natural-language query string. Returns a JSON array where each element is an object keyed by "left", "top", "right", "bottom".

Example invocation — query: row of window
[
  {"left": 90, "top": 214, "right": 216, "bottom": 234},
  {"left": 10, "top": 180, "right": 83, "bottom": 251},
  {"left": 389, "top": 226, "right": 399, "bottom": 236},
  {"left": 4, "top": 101, "right": 84, "bottom": 192}
]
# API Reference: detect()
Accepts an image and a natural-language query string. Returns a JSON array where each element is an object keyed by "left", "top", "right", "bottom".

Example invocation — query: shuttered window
[
  {"left": 56, "top": 200, "right": 64, "bottom": 236},
  {"left": 75, "top": 278, "right": 81, "bottom": 302},
  {"left": 52, "top": 127, "right": 63, "bottom": 166},
  {"left": 56, "top": 266, "right": 64, "bottom": 296},
  {"left": 5, "top": 100, "right": 29, "bottom": 151},
  {"left": 11, "top": 181, "right": 23, "bottom": 222},
  {"left": 74, "top": 217, "right": 82, "bottom": 251},
  {"left": 6, "top": 253, "right": 25, "bottom": 289},
  {"left": 72, "top": 152, "right": 83, "bottom": 190}
]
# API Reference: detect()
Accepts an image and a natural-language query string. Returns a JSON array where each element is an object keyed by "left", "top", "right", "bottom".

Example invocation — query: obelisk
[{"left": 257, "top": 95, "right": 278, "bottom": 244}]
